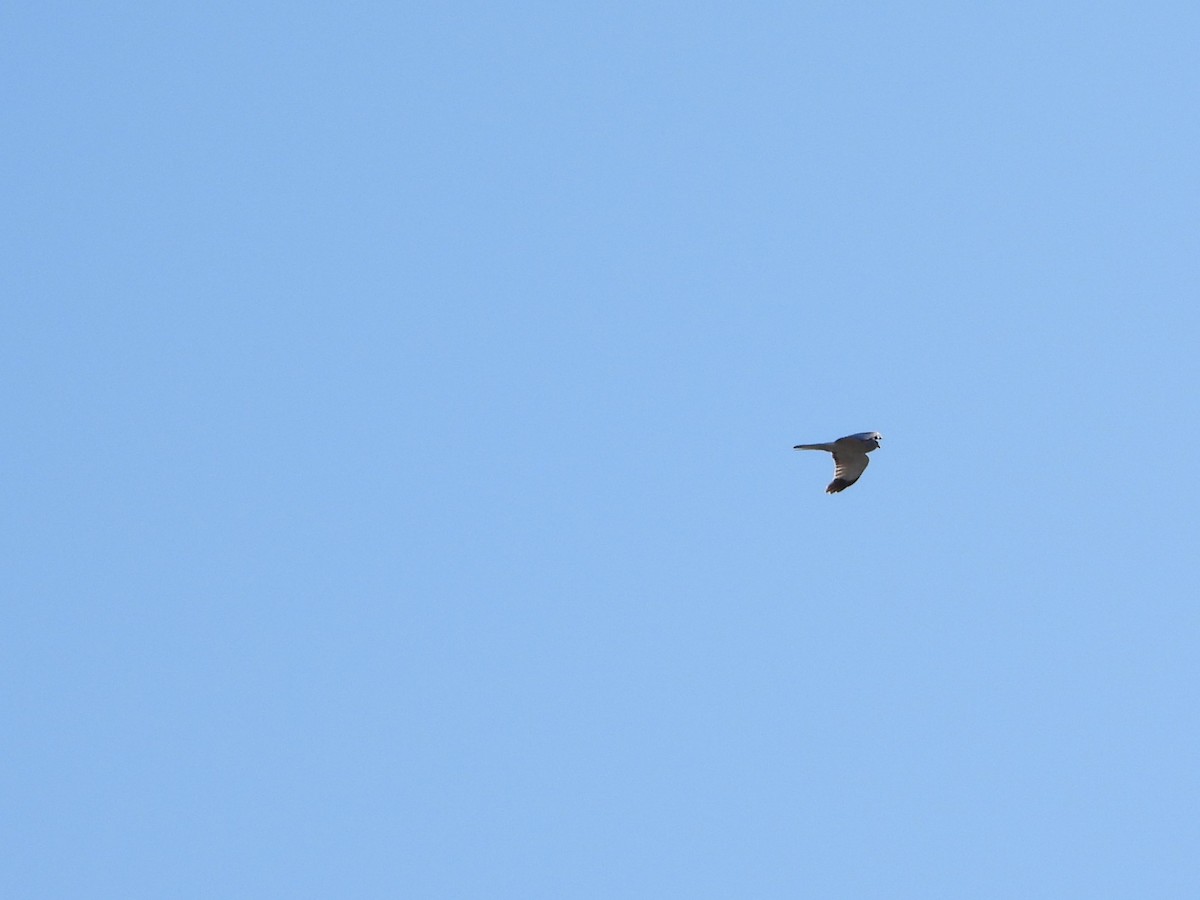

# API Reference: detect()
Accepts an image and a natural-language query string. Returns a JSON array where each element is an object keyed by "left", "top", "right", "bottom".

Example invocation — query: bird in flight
[{"left": 793, "top": 432, "right": 883, "bottom": 493}]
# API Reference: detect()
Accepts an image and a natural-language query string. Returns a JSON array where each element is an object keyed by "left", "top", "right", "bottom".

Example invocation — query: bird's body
[{"left": 793, "top": 432, "right": 882, "bottom": 493}]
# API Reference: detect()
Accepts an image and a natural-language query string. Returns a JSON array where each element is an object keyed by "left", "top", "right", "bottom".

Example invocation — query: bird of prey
[{"left": 793, "top": 432, "right": 883, "bottom": 493}]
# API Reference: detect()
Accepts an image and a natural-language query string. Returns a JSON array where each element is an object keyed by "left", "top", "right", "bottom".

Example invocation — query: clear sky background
[{"left": 4, "top": 2, "right": 1198, "bottom": 897}]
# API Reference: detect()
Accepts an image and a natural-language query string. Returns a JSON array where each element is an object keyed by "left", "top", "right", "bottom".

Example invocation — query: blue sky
[{"left": 4, "top": 2, "right": 1198, "bottom": 896}]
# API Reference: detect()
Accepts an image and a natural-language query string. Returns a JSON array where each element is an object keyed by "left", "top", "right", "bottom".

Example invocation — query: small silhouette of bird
[{"left": 793, "top": 432, "right": 883, "bottom": 493}]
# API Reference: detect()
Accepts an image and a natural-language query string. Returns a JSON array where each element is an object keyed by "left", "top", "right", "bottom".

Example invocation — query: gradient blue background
[{"left": 5, "top": 2, "right": 1198, "bottom": 896}]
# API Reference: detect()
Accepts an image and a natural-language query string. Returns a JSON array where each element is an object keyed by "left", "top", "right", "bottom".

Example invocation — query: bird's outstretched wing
[{"left": 827, "top": 451, "right": 869, "bottom": 493}]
